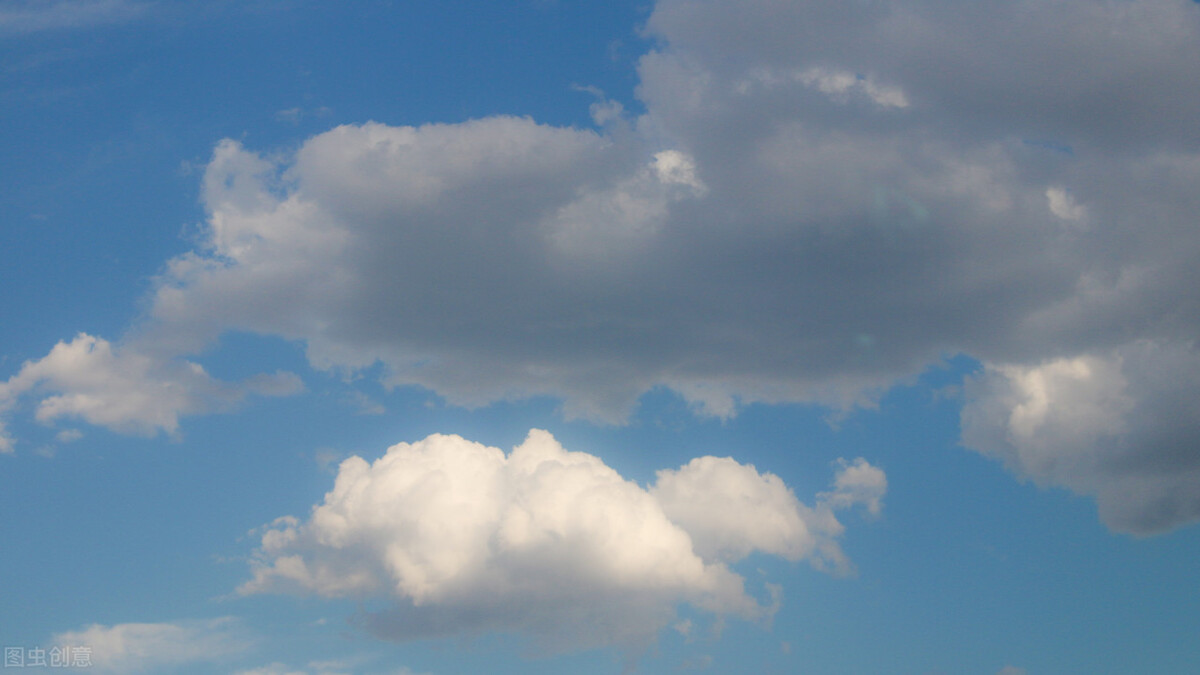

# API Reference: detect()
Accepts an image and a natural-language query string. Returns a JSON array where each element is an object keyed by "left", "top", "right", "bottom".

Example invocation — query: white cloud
[
  {"left": 651, "top": 455, "right": 882, "bottom": 573},
  {"left": 962, "top": 339, "right": 1200, "bottom": 534},
  {"left": 652, "top": 455, "right": 822, "bottom": 564},
  {"left": 51, "top": 617, "right": 251, "bottom": 673},
  {"left": 1046, "top": 186, "right": 1086, "bottom": 221},
  {"left": 242, "top": 430, "right": 883, "bottom": 652},
  {"left": 821, "top": 457, "right": 887, "bottom": 518},
  {"left": 0, "top": 333, "right": 301, "bottom": 438}
]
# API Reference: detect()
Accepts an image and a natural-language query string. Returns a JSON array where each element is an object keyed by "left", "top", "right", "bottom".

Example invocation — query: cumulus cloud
[
  {"left": 962, "top": 339, "right": 1200, "bottom": 534},
  {"left": 821, "top": 458, "right": 888, "bottom": 518},
  {"left": 51, "top": 617, "right": 251, "bottom": 673},
  {"left": 241, "top": 430, "right": 882, "bottom": 652},
  {"left": 652, "top": 455, "right": 883, "bottom": 571},
  {"left": 4, "top": 0, "right": 1200, "bottom": 531},
  {"left": 0, "top": 333, "right": 301, "bottom": 438},
  {"left": 131, "top": 0, "right": 1200, "bottom": 421}
]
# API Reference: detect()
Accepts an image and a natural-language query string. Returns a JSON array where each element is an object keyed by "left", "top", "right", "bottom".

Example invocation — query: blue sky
[{"left": 3, "top": 1, "right": 1200, "bottom": 673}]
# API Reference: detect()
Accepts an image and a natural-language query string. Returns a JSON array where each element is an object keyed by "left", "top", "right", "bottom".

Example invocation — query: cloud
[
  {"left": 652, "top": 455, "right": 884, "bottom": 571},
  {"left": 241, "top": 430, "right": 882, "bottom": 652},
  {"left": 55, "top": 428, "right": 84, "bottom": 443},
  {"left": 737, "top": 66, "right": 909, "bottom": 109},
  {"left": 0, "top": 0, "right": 148, "bottom": 34},
  {"left": 643, "top": 0, "right": 1200, "bottom": 150},
  {"left": 1046, "top": 187, "right": 1086, "bottom": 222},
  {"left": 233, "top": 663, "right": 334, "bottom": 675},
  {"left": 0, "top": 420, "right": 14, "bottom": 454},
  {"left": 51, "top": 617, "right": 251, "bottom": 673},
  {"left": 4, "top": 0, "right": 1200, "bottom": 531},
  {"left": 820, "top": 457, "right": 888, "bottom": 518},
  {"left": 235, "top": 662, "right": 428, "bottom": 675},
  {"left": 0, "top": 333, "right": 301, "bottom": 438},
  {"left": 126, "top": 0, "right": 1199, "bottom": 423},
  {"left": 962, "top": 339, "right": 1200, "bottom": 535},
  {"left": 275, "top": 106, "right": 333, "bottom": 126}
]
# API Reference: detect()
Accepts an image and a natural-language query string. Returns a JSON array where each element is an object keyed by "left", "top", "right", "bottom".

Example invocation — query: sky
[{"left": 2, "top": 0, "right": 1200, "bottom": 673}]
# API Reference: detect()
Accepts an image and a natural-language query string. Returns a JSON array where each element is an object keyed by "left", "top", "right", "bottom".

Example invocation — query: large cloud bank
[
  {"left": 241, "top": 430, "right": 884, "bottom": 651},
  {"left": 3, "top": 0, "right": 1199, "bottom": 532}
]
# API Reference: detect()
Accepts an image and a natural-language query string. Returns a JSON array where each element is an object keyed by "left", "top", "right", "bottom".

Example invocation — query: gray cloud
[
  {"left": 4, "top": 0, "right": 1200, "bottom": 531},
  {"left": 962, "top": 339, "right": 1200, "bottom": 534},
  {"left": 643, "top": 0, "right": 1200, "bottom": 153}
]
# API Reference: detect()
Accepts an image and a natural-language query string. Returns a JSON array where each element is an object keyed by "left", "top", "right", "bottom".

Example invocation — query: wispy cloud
[
  {"left": 0, "top": 0, "right": 149, "bottom": 34},
  {"left": 51, "top": 617, "right": 251, "bottom": 673}
]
